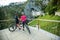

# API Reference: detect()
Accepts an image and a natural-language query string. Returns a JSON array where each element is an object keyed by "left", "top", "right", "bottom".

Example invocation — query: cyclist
[
  {"left": 20, "top": 12, "right": 27, "bottom": 31},
  {"left": 15, "top": 13, "right": 21, "bottom": 30}
]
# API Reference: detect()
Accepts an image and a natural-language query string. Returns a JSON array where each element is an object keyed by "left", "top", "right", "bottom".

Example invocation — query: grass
[
  {"left": 29, "top": 15, "right": 60, "bottom": 36},
  {"left": 57, "top": 9, "right": 60, "bottom": 12},
  {"left": 37, "top": 15, "right": 60, "bottom": 20}
]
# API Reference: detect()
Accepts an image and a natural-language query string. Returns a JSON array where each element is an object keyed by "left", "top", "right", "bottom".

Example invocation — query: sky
[{"left": 0, "top": 0, "right": 27, "bottom": 6}]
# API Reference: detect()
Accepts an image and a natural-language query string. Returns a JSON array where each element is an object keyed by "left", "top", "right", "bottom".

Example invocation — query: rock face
[
  {"left": 24, "top": 0, "right": 41, "bottom": 19},
  {"left": 24, "top": 0, "right": 49, "bottom": 19}
]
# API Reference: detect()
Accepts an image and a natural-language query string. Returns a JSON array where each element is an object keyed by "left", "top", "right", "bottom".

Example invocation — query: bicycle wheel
[
  {"left": 25, "top": 24, "right": 31, "bottom": 34},
  {"left": 8, "top": 24, "right": 17, "bottom": 32}
]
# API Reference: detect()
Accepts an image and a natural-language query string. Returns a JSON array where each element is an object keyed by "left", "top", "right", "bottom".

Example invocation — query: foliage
[
  {"left": 29, "top": 15, "right": 60, "bottom": 36},
  {"left": 29, "top": 20, "right": 60, "bottom": 36},
  {"left": 0, "top": 2, "right": 27, "bottom": 30},
  {"left": 0, "top": 7, "right": 5, "bottom": 20},
  {"left": 45, "top": 0, "right": 57, "bottom": 15},
  {"left": 38, "top": 15, "right": 60, "bottom": 20}
]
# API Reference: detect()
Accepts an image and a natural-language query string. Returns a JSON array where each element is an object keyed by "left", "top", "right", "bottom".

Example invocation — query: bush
[{"left": 0, "top": 20, "right": 14, "bottom": 30}]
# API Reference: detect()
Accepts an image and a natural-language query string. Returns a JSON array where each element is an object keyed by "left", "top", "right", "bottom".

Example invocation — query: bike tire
[{"left": 8, "top": 24, "right": 17, "bottom": 32}]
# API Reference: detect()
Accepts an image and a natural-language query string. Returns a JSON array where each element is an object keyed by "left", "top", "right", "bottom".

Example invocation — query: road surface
[{"left": 0, "top": 27, "right": 60, "bottom": 40}]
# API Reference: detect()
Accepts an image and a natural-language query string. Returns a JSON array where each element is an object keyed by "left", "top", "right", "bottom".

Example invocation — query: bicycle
[
  {"left": 8, "top": 20, "right": 31, "bottom": 34},
  {"left": 8, "top": 20, "right": 18, "bottom": 32}
]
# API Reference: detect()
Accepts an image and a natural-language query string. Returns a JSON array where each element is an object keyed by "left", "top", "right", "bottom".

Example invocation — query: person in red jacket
[{"left": 20, "top": 12, "right": 27, "bottom": 31}]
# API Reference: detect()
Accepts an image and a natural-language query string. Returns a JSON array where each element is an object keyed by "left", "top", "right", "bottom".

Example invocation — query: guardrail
[
  {"left": 35, "top": 19, "right": 60, "bottom": 22},
  {"left": 1, "top": 19, "right": 60, "bottom": 22},
  {"left": 0, "top": 19, "right": 15, "bottom": 22}
]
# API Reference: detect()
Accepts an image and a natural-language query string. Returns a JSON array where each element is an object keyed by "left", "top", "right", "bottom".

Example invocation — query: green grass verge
[
  {"left": 29, "top": 20, "right": 60, "bottom": 36},
  {"left": 29, "top": 15, "right": 60, "bottom": 36}
]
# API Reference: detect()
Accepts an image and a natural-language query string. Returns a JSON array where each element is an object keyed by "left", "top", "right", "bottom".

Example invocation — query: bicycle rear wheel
[{"left": 8, "top": 24, "right": 17, "bottom": 32}]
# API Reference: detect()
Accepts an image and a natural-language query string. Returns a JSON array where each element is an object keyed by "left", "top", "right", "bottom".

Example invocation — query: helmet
[{"left": 22, "top": 12, "right": 25, "bottom": 15}]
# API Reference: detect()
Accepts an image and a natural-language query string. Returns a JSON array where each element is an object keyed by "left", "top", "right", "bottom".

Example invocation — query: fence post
[{"left": 38, "top": 20, "right": 39, "bottom": 30}]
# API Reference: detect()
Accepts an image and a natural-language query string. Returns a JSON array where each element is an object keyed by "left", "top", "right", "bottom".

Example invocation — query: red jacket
[{"left": 20, "top": 15, "right": 27, "bottom": 22}]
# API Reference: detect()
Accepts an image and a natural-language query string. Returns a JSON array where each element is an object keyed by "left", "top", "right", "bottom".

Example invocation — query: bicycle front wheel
[{"left": 8, "top": 24, "right": 17, "bottom": 32}]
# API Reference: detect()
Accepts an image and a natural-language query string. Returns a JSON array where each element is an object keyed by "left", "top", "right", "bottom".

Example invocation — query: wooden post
[{"left": 38, "top": 20, "right": 39, "bottom": 30}]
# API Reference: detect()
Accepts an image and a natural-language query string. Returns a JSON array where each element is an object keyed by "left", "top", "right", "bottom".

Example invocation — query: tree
[
  {"left": 0, "top": 7, "right": 5, "bottom": 20},
  {"left": 57, "top": 0, "right": 60, "bottom": 10},
  {"left": 45, "top": 0, "right": 57, "bottom": 15}
]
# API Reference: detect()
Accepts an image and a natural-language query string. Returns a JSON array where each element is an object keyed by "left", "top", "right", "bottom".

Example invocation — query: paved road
[{"left": 0, "top": 27, "right": 60, "bottom": 40}]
